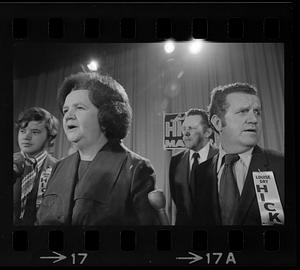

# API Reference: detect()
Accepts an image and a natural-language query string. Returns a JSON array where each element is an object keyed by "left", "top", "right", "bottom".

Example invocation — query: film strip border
[
  {"left": 0, "top": 2, "right": 295, "bottom": 267},
  {"left": 1, "top": 227, "right": 292, "bottom": 266},
  {"left": 0, "top": 3, "right": 293, "bottom": 41},
  {"left": 10, "top": 229, "right": 282, "bottom": 252},
  {"left": 11, "top": 16, "right": 285, "bottom": 41}
]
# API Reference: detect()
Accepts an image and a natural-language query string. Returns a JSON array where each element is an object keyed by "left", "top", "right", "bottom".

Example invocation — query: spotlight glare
[
  {"left": 164, "top": 41, "right": 175, "bottom": 54},
  {"left": 189, "top": 39, "right": 203, "bottom": 54},
  {"left": 87, "top": 60, "right": 99, "bottom": 71}
]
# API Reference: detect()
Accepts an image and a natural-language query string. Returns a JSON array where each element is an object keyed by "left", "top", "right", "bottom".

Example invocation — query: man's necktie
[
  {"left": 190, "top": 152, "right": 200, "bottom": 185},
  {"left": 219, "top": 154, "right": 240, "bottom": 225},
  {"left": 20, "top": 157, "right": 37, "bottom": 219}
]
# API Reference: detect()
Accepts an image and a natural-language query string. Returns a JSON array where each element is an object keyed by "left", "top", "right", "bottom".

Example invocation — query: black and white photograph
[{"left": 13, "top": 42, "right": 284, "bottom": 226}]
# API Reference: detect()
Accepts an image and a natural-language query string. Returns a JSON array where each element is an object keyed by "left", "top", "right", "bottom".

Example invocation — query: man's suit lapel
[
  {"left": 192, "top": 154, "right": 221, "bottom": 225},
  {"left": 175, "top": 150, "right": 190, "bottom": 187},
  {"left": 210, "top": 154, "right": 222, "bottom": 225},
  {"left": 191, "top": 145, "right": 217, "bottom": 210},
  {"left": 174, "top": 150, "right": 192, "bottom": 218},
  {"left": 207, "top": 145, "right": 218, "bottom": 160},
  {"left": 234, "top": 146, "right": 269, "bottom": 225}
]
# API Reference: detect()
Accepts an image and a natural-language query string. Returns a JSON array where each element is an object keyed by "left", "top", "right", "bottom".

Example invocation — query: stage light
[
  {"left": 87, "top": 60, "right": 99, "bottom": 71},
  {"left": 164, "top": 40, "right": 175, "bottom": 54},
  {"left": 189, "top": 39, "right": 204, "bottom": 54}
]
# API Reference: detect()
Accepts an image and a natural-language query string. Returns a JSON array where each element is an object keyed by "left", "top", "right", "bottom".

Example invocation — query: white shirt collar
[
  {"left": 189, "top": 141, "right": 211, "bottom": 165},
  {"left": 217, "top": 146, "right": 254, "bottom": 172}
]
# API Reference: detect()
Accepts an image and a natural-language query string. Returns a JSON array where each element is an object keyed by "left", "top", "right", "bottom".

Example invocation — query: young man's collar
[{"left": 22, "top": 150, "right": 48, "bottom": 162}]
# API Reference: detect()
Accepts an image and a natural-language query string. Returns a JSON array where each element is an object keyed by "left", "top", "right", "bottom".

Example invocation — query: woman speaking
[{"left": 36, "top": 72, "right": 159, "bottom": 226}]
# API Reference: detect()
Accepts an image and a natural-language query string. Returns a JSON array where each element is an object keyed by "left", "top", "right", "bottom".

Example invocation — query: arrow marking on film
[
  {"left": 40, "top": 251, "right": 67, "bottom": 263},
  {"left": 176, "top": 251, "right": 203, "bottom": 264}
]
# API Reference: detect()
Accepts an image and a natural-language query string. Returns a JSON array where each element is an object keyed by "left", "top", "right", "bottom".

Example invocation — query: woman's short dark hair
[
  {"left": 16, "top": 107, "right": 59, "bottom": 147},
  {"left": 208, "top": 82, "right": 258, "bottom": 126},
  {"left": 57, "top": 72, "right": 132, "bottom": 140}
]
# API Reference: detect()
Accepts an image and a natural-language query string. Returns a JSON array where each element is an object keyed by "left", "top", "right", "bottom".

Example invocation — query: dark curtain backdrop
[{"left": 13, "top": 43, "right": 284, "bottom": 224}]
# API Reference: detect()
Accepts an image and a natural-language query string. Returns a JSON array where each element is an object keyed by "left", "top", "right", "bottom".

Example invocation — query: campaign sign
[{"left": 163, "top": 112, "right": 185, "bottom": 150}]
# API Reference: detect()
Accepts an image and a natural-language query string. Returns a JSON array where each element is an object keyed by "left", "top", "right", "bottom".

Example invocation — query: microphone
[
  {"left": 13, "top": 152, "right": 25, "bottom": 181},
  {"left": 148, "top": 189, "right": 170, "bottom": 225}
]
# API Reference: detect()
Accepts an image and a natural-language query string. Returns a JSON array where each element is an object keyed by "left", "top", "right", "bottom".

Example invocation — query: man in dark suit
[
  {"left": 169, "top": 108, "right": 218, "bottom": 225},
  {"left": 192, "top": 83, "right": 284, "bottom": 226},
  {"left": 13, "top": 107, "right": 59, "bottom": 225}
]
